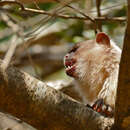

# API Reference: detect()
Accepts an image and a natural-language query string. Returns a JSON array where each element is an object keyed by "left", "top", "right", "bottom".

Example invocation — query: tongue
[
  {"left": 65, "top": 61, "right": 73, "bottom": 67},
  {"left": 65, "top": 58, "right": 76, "bottom": 67}
]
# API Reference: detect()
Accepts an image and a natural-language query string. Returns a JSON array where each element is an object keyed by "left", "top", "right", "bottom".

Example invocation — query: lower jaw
[
  {"left": 66, "top": 71, "right": 74, "bottom": 77},
  {"left": 66, "top": 70, "right": 77, "bottom": 77}
]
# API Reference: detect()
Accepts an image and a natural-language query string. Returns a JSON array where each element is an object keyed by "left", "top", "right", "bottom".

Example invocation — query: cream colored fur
[{"left": 73, "top": 39, "right": 121, "bottom": 109}]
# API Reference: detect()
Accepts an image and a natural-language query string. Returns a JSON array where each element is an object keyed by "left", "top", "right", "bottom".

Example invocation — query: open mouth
[{"left": 64, "top": 57, "right": 76, "bottom": 77}]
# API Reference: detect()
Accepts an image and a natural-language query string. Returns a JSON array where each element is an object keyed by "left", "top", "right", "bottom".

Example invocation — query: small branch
[
  {"left": 95, "top": 17, "right": 126, "bottom": 22},
  {"left": 96, "top": 0, "right": 102, "bottom": 17},
  {"left": 13, "top": 7, "right": 128, "bottom": 22},
  {"left": 1, "top": 35, "right": 17, "bottom": 70},
  {"left": 0, "top": 0, "right": 126, "bottom": 22},
  {"left": 0, "top": 12, "right": 23, "bottom": 70},
  {"left": 0, "top": 0, "right": 24, "bottom": 10},
  {"left": 55, "top": 0, "right": 95, "bottom": 23},
  {"left": 0, "top": 11, "right": 25, "bottom": 85},
  {"left": 96, "top": 0, "right": 102, "bottom": 31}
]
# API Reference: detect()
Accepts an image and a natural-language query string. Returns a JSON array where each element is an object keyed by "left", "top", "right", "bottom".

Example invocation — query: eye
[{"left": 68, "top": 44, "right": 79, "bottom": 53}]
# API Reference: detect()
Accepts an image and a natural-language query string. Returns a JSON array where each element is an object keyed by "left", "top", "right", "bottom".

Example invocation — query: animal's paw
[{"left": 91, "top": 99, "right": 114, "bottom": 117}]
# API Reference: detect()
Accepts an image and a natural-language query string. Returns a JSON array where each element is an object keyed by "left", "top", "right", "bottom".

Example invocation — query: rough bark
[
  {"left": 113, "top": 1, "right": 130, "bottom": 129},
  {"left": 17, "top": 0, "right": 73, "bottom": 4},
  {"left": 0, "top": 112, "right": 36, "bottom": 130},
  {"left": 14, "top": 0, "right": 55, "bottom": 4},
  {"left": 0, "top": 59, "right": 113, "bottom": 130}
]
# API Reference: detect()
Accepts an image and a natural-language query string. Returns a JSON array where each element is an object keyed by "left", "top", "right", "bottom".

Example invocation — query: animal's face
[{"left": 64, "top": 33, "right": 112, "bottom": 81}]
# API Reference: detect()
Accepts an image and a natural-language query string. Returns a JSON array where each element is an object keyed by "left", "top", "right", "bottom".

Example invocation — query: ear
[{"left": 96, "top": 32, "right": 110, "bottom": 47}]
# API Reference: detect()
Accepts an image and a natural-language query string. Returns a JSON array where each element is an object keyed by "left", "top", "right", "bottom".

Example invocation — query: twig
[
  {"left": 25, "top": 0, "right": 73, "bottom": 37},
  {"left": 1, "top": 35, "right": 18, "bottom": 70},
  {"left": 0, "top": 0, "right": 126, "bottom": 22},
  {"left": 0, "top": 12, "right": 22, "bottom": 84},
  {"left": 55, "top": 0, "right": 95, "bottom": 23},
  {"left": 96, "top": 0, "right": 102, "bottom": 31},
  {"left": 91, "top": 1, "right": 126, "bottom": 13},
  {"left": 20, "top": 8, "right": 127, "bottom": 22},
  {"left": 0, "top": 13, "right": 20, "bottom": 70},
  {"left": 0, "top": 0, "right": 24, "bottom": 10},
  {"left": 33, "top": 0, "right": 40, "bottom": 10},
  {"left": 95, "top": 17, "right": 126, "bottom": 22}
]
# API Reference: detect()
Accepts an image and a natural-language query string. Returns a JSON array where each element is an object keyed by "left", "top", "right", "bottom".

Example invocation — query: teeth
[
  {"left": 68, "top": 66, "right": 71, "bottom": 69},
  {"left": 67, "top": 65, "right": 73, "bottom": 69}
]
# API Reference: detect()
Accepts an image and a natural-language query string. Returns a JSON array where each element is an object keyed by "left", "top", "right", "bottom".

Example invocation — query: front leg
[{"left": 89, "top": 99, "right": 114, "bottom": 117}]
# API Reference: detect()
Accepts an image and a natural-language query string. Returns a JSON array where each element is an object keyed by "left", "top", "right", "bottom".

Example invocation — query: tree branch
[
  {"left": 96, "top": 0, "right": 102, "bottom": 31},
  {"left": 0, "top": 59, "right": 113, "bottom": 130},
  {"left": 0, "top": 1, "right": 126, "bottom": 22}
]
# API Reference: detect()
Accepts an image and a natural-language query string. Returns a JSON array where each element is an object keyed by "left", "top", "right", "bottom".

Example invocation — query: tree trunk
[{"left": 113, "top": 0, "right": 130, "bottom": 129}]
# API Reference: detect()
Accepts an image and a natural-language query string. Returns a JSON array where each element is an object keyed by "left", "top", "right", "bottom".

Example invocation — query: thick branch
[{"left": 0, "top": 59, "right": 113, "bottom": 130}]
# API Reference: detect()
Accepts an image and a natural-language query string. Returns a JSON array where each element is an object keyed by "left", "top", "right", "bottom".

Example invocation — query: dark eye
[{"left": 69, "top": 44, "right": 79, "bottom": 53}]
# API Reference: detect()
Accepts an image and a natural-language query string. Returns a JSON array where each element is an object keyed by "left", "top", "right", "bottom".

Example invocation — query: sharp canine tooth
[{"left": 68, "top": 66, "right": 73, "bottom": 69}]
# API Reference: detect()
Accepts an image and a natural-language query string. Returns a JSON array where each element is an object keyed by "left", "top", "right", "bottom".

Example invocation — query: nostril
[{"left": 65, "top": 55, "right": 69, "bottom": 58}]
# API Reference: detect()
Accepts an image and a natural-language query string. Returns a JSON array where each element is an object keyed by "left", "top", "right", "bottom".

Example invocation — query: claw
[
  {"left": 92, "top": 99, "right": 104, "bottom": 111},
  {"left": 90, "top": 99, "right": 114, "bottom": 117}
]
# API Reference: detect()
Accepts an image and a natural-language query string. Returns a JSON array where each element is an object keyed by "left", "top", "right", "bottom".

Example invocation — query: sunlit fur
[{"left": 72, "top": 39, "right": 121, "bottom": 109}]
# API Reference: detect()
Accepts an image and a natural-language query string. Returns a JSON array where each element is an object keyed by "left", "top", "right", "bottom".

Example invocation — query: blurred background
[{"left": 0, "top": 0, "right": 127, "bottom": 82}]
